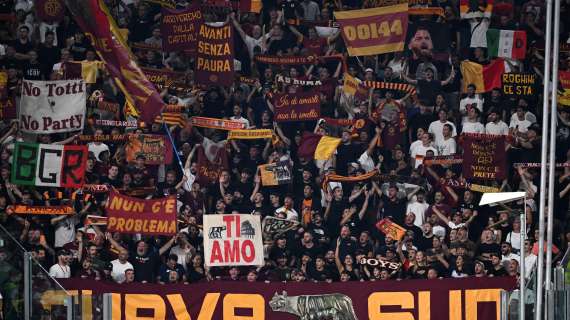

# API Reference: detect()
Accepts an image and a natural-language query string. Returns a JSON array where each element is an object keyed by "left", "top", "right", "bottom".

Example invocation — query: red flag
[
  {"left": 66, "top": 0, "right": 165, "bottom": 124},
  {"left": 297, "top": 132, "right": 323, "bottom": 159}
]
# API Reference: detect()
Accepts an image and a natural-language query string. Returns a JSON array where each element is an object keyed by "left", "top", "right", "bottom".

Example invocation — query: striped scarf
[{"left": 363, "top": 81, "right": 417, "bottom": 95}]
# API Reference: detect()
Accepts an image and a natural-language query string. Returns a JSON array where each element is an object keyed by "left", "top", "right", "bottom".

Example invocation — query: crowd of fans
[{"left": 0, "top": 1, "right": 570, "bottom": 313}]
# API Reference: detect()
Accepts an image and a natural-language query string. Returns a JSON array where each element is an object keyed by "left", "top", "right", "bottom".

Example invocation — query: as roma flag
[
  {"left": 334, "top": 3, "right": 408, "bottom": 56},
  {"left": 65, "top": 0, "right": 165, "bottom": 125},
  {"left": 36, "top": 0, "right": 65, "bottom": 23}
]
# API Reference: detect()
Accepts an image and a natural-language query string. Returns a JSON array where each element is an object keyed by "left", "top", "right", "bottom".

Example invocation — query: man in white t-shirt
[
  {"left": 231, "top": 13, "right": 269, "bottom": 58},
  {"left": 410, "top": 132, "right": 438, "bottom": 168},
  {"left": 88, "top": 128, "right": 110, "bottom": 162},
  {"left": 485, "top": 111, "right": 510, "bottom": 135},
  {"left": 509, "top": 106, "right": 533, "bottom": 134},
  {"left": 406, "top": 189, "right": 429, "bottom": 227},
  {"left": 52, "top": 214, "right": 80, "bottom": 249},
  {"left": 230, "top": 104, "right": 250, "bottom": 128},
  {"left": 110, "top": 251, "right": 134, "bottom": 283},
  {"left": 469, "top": 18, "right": 490, "bottom": 48},
  {"left": 460, "top": 84, "right": 484, "bottom": 115},
  {"left": 428, "top": 109, "right": 457, "bottom": 145},
  {"left": 49, "top": 250, "right": 72, "bottom": 278}
]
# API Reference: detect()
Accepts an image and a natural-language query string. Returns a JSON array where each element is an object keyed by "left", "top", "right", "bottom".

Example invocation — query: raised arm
[
  {"left": 432, "top": 206, "right": 450, "bottom": 225},
  {"left": 185, "top": 144, "right": 199, "bottom": 170},
  {"left": 327, "top": 29, "right": 341, "bottom": 45},
  {"left": 159, "top": 236, "right": 176, "bottom": 256},
  {"left": 230, "top": 13, "right": 248, "bottom": 42},
  {"left": 54, "top": 133, "right": 80, "bottom": 145},
  {"left": 358, "top": 190, "right": 370, "bottom": 220},
  {"left": 274, "top": 121, "right": 291, "bottom": 146},
  {"left": 440, "top": 65, "right": 455, "bottom": 86},
  {"left": 401, "top": 64, "right": 418, "bottom": 85},
  {"left": 334, "top": 238, "right": 345, "bottom": 273},
  {"left": 104, "top": 231, "right": 127, "bottom": 253}
]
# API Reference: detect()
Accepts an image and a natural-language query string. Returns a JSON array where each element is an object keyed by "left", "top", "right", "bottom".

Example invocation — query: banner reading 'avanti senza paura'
[{"left": 56, "top": 277, "right": 516, "bottom": 319}]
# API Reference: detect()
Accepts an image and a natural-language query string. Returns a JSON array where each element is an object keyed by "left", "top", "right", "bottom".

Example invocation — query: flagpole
[
  {"left": 535, "top": 0, "right": 554, "bottom": 318},
  {"left": 161, "top": 117, "right": 185, "bottom": 172},
  {"left": 545, "top": 0, "right": 561, "bottom": 317}
]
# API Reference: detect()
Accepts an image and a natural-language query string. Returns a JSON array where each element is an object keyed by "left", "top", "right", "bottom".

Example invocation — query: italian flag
[
  {"left": 460, "top": 59, "right": 505, "bottom": 93},
  {"left": 487, "top": 29, "right": 527, "bottom": 59}
]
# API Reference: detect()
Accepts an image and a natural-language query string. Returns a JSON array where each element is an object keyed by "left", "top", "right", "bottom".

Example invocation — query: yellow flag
[
  {"left": 81, "top": 61, "right": 103, "bottom": 83},
  {"left": 314, "top": 136, "right": 341, "bottom": 160}
]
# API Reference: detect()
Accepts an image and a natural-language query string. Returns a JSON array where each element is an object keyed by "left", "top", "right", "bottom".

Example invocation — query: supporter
[
  {"left": 110, "top": 250, "right": 133, "bottom": 284},
  {"left": 48, "top": 250, "right": 72, "bottom": 279}
]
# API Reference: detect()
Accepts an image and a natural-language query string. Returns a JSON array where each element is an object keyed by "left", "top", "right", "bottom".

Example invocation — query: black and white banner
[{"left": 19, "top": 80, "right": 86, "bottom": 133}]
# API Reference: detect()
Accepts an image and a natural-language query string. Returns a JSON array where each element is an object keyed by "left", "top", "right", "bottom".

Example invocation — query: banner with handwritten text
[
  {"left": 462, "top": 133, "right": 506, "bottom": 180},
  {"left": 273, "top": 91, "right": 320, "bottom": 122},
  {"left": 161, "top": 5, "right": 203, "bottom": 53}
]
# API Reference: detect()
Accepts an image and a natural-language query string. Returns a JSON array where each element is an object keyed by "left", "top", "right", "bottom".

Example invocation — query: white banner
[
  {"left": 203, "top": 214, "right": 263, "bottom": 267},
  {"left": 19, "top": 80, "right": 86, "bottom": 133}
]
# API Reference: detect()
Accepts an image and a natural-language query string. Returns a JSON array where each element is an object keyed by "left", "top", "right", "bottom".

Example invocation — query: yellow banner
[
  {"left": 228, "top": 129, "right": 273, "bottom": 140},
  {"left": 314, "top": 136, "right": 342, "bottom": 160}
]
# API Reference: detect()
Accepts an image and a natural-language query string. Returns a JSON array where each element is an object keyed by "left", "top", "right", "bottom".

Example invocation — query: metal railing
[{"left": 0, "top": 223, "right": 77, "bottom": 319}]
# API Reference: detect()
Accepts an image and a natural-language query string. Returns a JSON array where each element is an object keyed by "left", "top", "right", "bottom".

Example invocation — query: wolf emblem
[{"left": 269, "top": 291, "right": 358, "bottom": 320}]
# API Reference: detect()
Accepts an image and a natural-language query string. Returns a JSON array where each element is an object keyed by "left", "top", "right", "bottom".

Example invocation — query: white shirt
[
  {"left": 88, "top": 142, "right": 110, "bottom": 162},
  {"left": 49, "top": 263, "right": 71, "bottom": 278},
  {"left": 435, "top": 137, "right": 456, "bottom": 156},
  {"left": 276, "top": 206, "right": 299, "bottom": 221},
  {"left": 469, "top": 18, "right": 490, "bottom": 48},
  {"left": 506, "top": 231, "right": 523, "bottom": 252},
  {"left": 524, "top": 254, "right": 537, "bottom": 279},
  {"left": 460, "top": 96, "right": 484, "bottom": 114},
  {"left": 462, "top": 121, "right": 485, "bottom": 134},
  {"left": 428, "top": 120, "right": 457, "bottom": 145},
  {"left": 410, "top": 143, "right": 438, "bottom": 168},
  {"left": 110, "top": 259, "right": 133, "bottom": 283},
  {"left": 170, "top": 245, "right": 192, "bottom": 269},
  {"left": 243, "top": 33, "right": 269, "bottom": 57},
  {"left": 406, "top": 200, "right": 429, "bottom": 227},
  {"left": 501, "top": 252, "right": 521, "bottom": 265},
  {"left": 509, "top": 116, "right": 532, "bottom": 133},
  {"left": 182, "top": 168, "right": 196, "bottom": 192},
  {"left": 358, "top": 151, "right": 375, "bottom": 172},
  {"left": 230, "top": 116, "right": 250, "bottom": 128},
  {"left": 39, "top": 22, "right": 58, "bottom": 46},
  {"left": 433, "top": 225, "right": 446, "bottom": 238},
  {"left": 54, "top": 216, "right": 78, "bottom": 248},
  {"left": 485, "top": 121, "right": 510, "bottom": 135}
]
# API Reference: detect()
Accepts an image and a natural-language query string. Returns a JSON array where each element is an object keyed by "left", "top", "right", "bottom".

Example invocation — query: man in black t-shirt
[
  {"left": 128, "top": 238, "right": 175, "bottom": 283},
  {"left": 403, "top": 67, "right": 455, "bottom": 107},
  {"left": 12, "top": 25, "right": 33, "bottom": 60},
  {"left": 22, "top": 51, "right": 44, "bottom": 80}
]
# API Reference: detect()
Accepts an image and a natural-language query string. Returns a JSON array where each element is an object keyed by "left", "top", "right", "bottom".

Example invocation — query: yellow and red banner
[
  {"left": 190, "top": 116, "right": 247, "bottom": 130},
  {"left": 376, "top": 218, "right": 406, "bottom": 240},
  {"left": 65, "top": 0, "right": 166, "bottom": 124},
  {"left": 7, "top": 205, "right": 74, "bottom": 215},
  {"left": 228, "top": 129, "right": 273, "bottom": 140},
  {"left": 334, "top": 4, "right": 408, "bottom": 56},
  {"left": 106, "top": 189, "right": 177, "bottom": 236},
  {"left": 58, "top": 277, "right": 516, "bottom": 319},
  {"left": 125, "top": 134, "right": 174, "bottom": 165}
]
